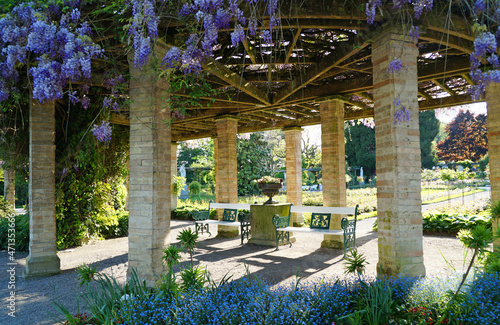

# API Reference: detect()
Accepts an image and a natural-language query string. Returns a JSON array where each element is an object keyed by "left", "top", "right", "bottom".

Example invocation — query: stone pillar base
[
  {"left": 23, "top": 254, "right": 60, "bottom": 279},
  {"left": 216, "top": 225, "right": 239, "bottom": 238},
  {"left": 321, "top": 235, "right": 343, "bottom": 249},
  {"left": 376, "top": 261, "right": 426, "bottom": 278}
]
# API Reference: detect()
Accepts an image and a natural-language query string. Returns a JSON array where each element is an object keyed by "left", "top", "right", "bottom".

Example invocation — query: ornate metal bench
[
  {"left": 272, "top": 204, "right": 359, "bottom": 255},
  {"left": 192, "top": 203, "right": 251, "bottom": 245}
]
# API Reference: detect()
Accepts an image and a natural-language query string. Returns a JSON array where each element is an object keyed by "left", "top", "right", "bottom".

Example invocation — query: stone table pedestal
[{"left": 249, "top": 203, "right": 295, "bottom": 246}]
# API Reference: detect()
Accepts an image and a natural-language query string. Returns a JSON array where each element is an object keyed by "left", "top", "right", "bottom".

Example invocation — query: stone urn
[{"left": 258, "top": 182, "right": 283, "bottom": 204}]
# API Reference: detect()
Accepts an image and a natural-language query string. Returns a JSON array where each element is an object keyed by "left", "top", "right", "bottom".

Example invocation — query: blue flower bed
[
  {"left": 115, "top": 272, "right": 500, "bottom": 325},
  {"left": 458, "top": 272, "right": 500, "bottom": 324},
  {"left": 118, "top": 277, "right": 358, "bottom": 325}
]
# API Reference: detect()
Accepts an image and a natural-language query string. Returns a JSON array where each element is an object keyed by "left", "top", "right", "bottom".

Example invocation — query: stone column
[
  {"left": 215, "top": 116, "right": 238, "bottom": 237},
  {"left": 213, "top": 137, "right": 218, "bottom": 197},
  {"left": 487, "top": 83, "right": 500, "bottom": 248},
  {"left": 372, "top": 29, "right": 425, "bottom": 277},
  {"left": 320, "top": 99, "right": 346, "bottom": 248},
  {"left": 171, "top": 142, "right": 178, "bottom": 211},
  {"left": 23, "top": 98, "right": 60, "bottom": 278},
  {"left": 283, "top": 127, "right": 303, "bottom": 225},
  {"left": 4, "top": 167, "right": 15, "bottom": 208},
  {"left": 128, "top": 50, "right": 171, "bottom": 285}
]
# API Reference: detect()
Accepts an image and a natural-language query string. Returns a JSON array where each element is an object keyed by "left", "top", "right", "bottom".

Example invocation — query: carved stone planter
[{"left": 258, "top": 182, "right": 283, "bottom": 204}]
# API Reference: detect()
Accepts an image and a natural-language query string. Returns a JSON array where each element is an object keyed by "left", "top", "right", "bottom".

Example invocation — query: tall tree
[
  {"left": 419, "top": 110, "right": 440, "bottom": 168},
  {"left": 237, "top": 132, "right": 272, "bottom": 196},
  {"left": 345, "top": 120, "right": 376, "bottom": 178},
  {"left": 436, "top": 110, "right": 488, "bottom": 162}
]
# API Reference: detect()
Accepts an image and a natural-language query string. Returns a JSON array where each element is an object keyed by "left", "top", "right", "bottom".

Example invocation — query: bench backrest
[
  {"left": 222, "top": 209, "right": 238, "bottom": 222},
  {"left": 310, "top": 213, "right": 331, "bottom": 229},
  {"left": 290, "top": 205, "right": 356, "bottom": 215}
]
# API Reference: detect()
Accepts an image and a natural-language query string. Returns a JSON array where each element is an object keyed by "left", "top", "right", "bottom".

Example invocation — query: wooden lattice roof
[{"left": 110, "top": 0, "right": 479, "bottom": 142}]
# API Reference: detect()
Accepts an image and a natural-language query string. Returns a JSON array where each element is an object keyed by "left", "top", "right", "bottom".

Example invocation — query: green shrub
[
  {"left": 172, "top": 206, "right": 198, "bottom": 220},
  {"left": 0, "top": 213, "right": 29, "bottom": 251},
  {"left": 423, "top": 213, "right": 491, "bottom": 234},
  {"left": 188, "top": 181, "right": 201, "bottom": 196},
  {"left": 100, "top": 211, "right": 129, "bottom": 238},
  {"left": 0, "top": 196, "right": 15, "bottom": 218}
]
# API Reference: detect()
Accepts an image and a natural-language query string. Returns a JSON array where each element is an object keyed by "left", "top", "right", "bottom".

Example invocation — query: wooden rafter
[
  {"left": 431, "top": 78, "right": 455, "bottom": 96},
  {"left": 242, "top": 39, "right": 257, "bottom": 65},
  {"left": 203, "top": 58, "right": 271, "bottom": 105},
  {"left": 274, "top": 41, "right": 370, "bottom": 104},
  {"left": 285, "top": 28, "right": 302, "bottom": 64},
  {"left": 419, "top": 30, "right": 473, "bottom": 54}
]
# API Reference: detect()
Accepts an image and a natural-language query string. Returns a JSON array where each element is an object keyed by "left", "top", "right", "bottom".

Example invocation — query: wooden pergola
[
  {"left": 111, "top": 1, "right": 477, "bottom": 141},
  {"left": 22, "top": 0, "right": 500, "bottom": 282}
]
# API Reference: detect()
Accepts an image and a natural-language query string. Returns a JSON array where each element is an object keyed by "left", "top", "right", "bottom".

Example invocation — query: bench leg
[
  {"left": 240, "top": 224, "right": 250, "bottom": 245},
  {"left": 195, "top": 222, "right": 211, "bottom": 236},
  {"left": 275, "top": 230, "right": 291, "bottom": 251}
]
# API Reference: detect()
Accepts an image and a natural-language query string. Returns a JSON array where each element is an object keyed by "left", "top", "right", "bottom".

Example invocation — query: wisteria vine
[
  {"left": 128, "top": 0, "right": 280, "bottom": 74},
  {"left": 0, "top": 2, "right": 103, "bottom": 103},
  {"left": 0, "top": 1, "right": 107, "bottom": 142}
]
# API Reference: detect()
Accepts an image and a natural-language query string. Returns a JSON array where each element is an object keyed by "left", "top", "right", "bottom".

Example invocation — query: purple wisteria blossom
[
  {"left": 62, "top": 167, "right": 68, "bottom": 178},
  {"left": 92, "top": 121, "right": 112, "bottom": 143},
  {"left": 162, "top": 47, "right": 182, "bottom": 69},
  {"left": 409, "top": 26, "right": 419, "bottom": 42},
  {"left": 387, "top": 57, "right": 403, "bottom": 73},
  {"left": 413, "top": 0, "right": 433, "bottom": 19},
  {"left": 393, "top": 98, "right": 410, "bottom": 125},
  {"left": 474, "top": 0, "right": 486, "bottom": 14},
  {"left": 248, "top": 18, "right": 258, "bottom": 37},
  {"left": 231, "top": 25, "right": 245, "bottom": 47},
  {"left": 0, "top": 3, "right": 103, "bottom": 104},
  {"left": 81, "top": 95, "right": 90, "bottom": 109},
  {"left": 103, "top": 96, "right": 112, "bottom": 108},
  {"left": 68, "top": 91, "right": 78, "bottom": 104},
  {"left": 261, "top": 30, "right": 272, "bottom": 44},
  {"left": 366, "top": 0, "right": 381, "bottom": 24}
]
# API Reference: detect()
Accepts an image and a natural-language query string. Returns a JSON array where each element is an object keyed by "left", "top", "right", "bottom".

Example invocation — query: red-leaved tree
[{"left": 436, "top": 110, "right": 487, "bottom": 162}]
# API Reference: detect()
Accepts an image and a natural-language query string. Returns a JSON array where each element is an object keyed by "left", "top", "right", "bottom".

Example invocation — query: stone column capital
[
  {"left": 214, "top": 114, "right": 239, "bottom": 122},
  {"left": 282, "top": 126, "right": 303, "bottom": 133}
]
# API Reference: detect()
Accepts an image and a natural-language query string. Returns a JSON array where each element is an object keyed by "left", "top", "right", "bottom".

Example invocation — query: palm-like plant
[
  {"left": 344, "top": 249, "right": 369, "bottom": 276},
  {"left": 177, "top": 228, "right": 199, "bottom": 266}
]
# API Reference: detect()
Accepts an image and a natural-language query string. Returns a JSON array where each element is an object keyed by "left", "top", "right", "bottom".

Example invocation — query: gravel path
[{"left": 0, "top": 215, "right": 477, "bottom": 325}]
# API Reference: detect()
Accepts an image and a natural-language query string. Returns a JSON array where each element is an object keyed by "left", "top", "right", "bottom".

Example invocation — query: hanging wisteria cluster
[
  {"left": 128, "top": 0, "right": 280, "bottom": 74},
  {"left": 91, "top": 121, "right": 112, "bottom": 143},
  {"left": 366, "top": 0, "right": 500, "bottom": 102},
  {"left": 468, "top": 2, "right": 500, "bottom": 100},
  {"left": 393, "top": 98, "right": 411, "bottom": 125},
  {"left": 0, "top": 2, "right": 103, "bottom": 104}
]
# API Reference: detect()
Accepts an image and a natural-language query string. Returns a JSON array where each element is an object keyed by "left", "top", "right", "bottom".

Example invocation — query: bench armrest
[
  {"left": 238, "top": 212, "right": 251, "bottom": 224},
  {"left": 272, "top": 214, "right": 290, "bottom": 229},
  {"left": 192, "top": 210, "right": 210, "bottom": 221},
  {"left": 341, "top": 217, "right": 356, "bottom": 232}
]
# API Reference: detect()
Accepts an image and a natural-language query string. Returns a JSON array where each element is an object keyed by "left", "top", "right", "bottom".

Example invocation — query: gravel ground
[{"left": 0, "top": 215, "right": 477, "bottom": 325}]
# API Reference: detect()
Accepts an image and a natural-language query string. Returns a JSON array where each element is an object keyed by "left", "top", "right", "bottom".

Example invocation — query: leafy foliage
[
  {"left": 436, "top": 111, "right": 488, "bottom": 163},
  {"left": 0, "top": 196, "right": 15, "bottom": 218},
  {"left": 237, "top": 132, "right": 273, "bottom": 196},
  {"left": 423, "top": 213, "right": 491, "bottom": 234},
  {"left": 345, "top": 120, "right": 376, "bottom": 178},
  {"left": 419, "top": 110, "right": 440, "bottom": 168},
  {"left": 0, "top": 213, "right": 29, "bottom": 251}
]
